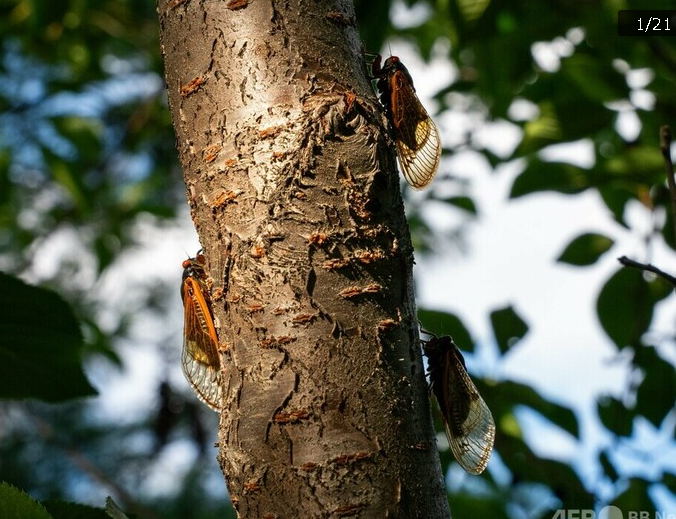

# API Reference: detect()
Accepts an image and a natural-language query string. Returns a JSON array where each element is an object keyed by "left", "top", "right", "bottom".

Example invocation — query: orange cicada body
[
  {"left": 422, "top": 334, "right": 495, "bottom": 475},
  {"left": 181, "top": 253, "right": 222, "bottom": 411},
  {"left": 372, "top": 54, "right": 441, "bottom": 190}
]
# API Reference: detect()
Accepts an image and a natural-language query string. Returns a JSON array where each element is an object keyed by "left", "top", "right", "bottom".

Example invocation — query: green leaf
[
  {"left": 612, "top": 478, "right": 655, "bottom": 513},
  {"left": 496, "top": 380, "right": 579, "bottom": 438},
  {"left": 659, "top": 186, "right": 676, "bottom": 252},
  {"left": 561, "top": 53, "right": 628, "bottom": 103},
  {"left": 599, "top": 449, "right": 619, "bottom": 482},
  {"left": 555, "top": 91, "right": 614, "bottom": 143},
  {"left": 598, "top": 184, "right": 636, "bottom": 228},
  {"left": 417, "top": 308, "right": 474, "bottom": 352},
  {"left": 43, "top": 151, "right": 89, "bottom": 214},
  {"left": 596, "top": 268, "right": 672, "bottom": 349},
  {"left": 446, "top": 493, "right": 509, "bottom": 519},
  {"left": 518, "top": 102, "right": 562, "bottom": 154},
  {"left": 0, "top": 272, "right": 96, "bottom": 402},
  {"left": 0, "top": 482, "right": 54, "bottom": 519},
  {"left": 456, "top": 0, "right": 491, "bottom": 24},
  {"left": 605, "top": 145, "right": 664, "bottom": 179},
  {"left": 499, "top": 436, "right": 593, "bottom": 508},
  {"left": 597, "top": 396, "right": 633, "bottom": 436},
  {"left": 662, "top": 473, "right": 676, "bottom": 496},
  {"left": 489, "top": 305, "right": 528, "bottom": 354},
  {"left": 43, "top": 501, "right": 110, "bottom": 519},
  {"left": 510, "top": 160, "right": 591, "bottom": 199},
  {"left": 634, "top": 346, "right": 676, "bottom": 427},
  {"left": 556, "top": 232, "right": 614, "bottom": 266},
  {"left": 0, "top": 149, "right": 10, "bottom": 206},
  {"left": 436, "top": 195, "right": 477, "bottom": 215},
  {"left": 51, "top": 116, "right": 103, "bottom": 166},
  {"left": 516, "top": 77, "right": 615, "bottom": 154}
]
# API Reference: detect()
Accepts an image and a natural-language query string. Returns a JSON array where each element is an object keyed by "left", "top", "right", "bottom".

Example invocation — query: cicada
[
  {"left": 422, "top": 334, "right": 495, "bottom": 474},
  {"left": 181, "top": 252, "right": 222, "bottom": 411},
  {"left": 372, "top": 54, "right": 442, "bottom": 189}
]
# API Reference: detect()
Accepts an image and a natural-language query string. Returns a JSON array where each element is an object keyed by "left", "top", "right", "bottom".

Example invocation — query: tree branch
[{"left": 618, "top": 255, "right": 676, "bottom": 287}]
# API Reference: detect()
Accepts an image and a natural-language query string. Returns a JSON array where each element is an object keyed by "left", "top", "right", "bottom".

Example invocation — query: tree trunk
[{"left": 158, "top": 1, "right": 450, "bottom": 517}]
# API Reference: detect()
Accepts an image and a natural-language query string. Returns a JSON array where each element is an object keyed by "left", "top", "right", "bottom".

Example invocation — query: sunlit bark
[{"left": 158, "top": 1, "right": 449, "bottom": 516}]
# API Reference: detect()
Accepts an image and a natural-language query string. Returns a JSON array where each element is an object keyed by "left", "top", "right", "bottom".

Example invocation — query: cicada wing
[
  {"left": 441, "top": 349, "right": 495, "bottom": 475},
  {"left": 182, "top": 339, "right": 222, "bottom": 412},
  {"left": 390, "top": 70, "right": 441, "bottom": 189},
  {"left": 396, "top": 120, "right": 441, "bottom": 189},
  {"left": 182, "top": 277, "right": 223, "bottom": 412}
]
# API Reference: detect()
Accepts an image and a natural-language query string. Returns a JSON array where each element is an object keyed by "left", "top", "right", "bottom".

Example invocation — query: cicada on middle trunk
[
  {"left": 181, "top": 252, "right": 223, "bottom": 411},
  {"left": 372, "top": 54, "right": 441, "bottom": 189},
  {"left": 422, "top": 334, "right": 495, "bottom": 475}
]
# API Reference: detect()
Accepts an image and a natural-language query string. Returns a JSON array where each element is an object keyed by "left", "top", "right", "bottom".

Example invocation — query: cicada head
[
  {"left": 381, "top": 56, "right": 415, "bottom": 89},
  {"left": 181, "top": 253, "right": 208, "bottom": 299}
]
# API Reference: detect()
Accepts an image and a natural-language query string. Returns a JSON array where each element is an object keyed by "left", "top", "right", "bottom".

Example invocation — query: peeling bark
[{"left": 158, "top": 1, "right": 450, "bottom": 517}]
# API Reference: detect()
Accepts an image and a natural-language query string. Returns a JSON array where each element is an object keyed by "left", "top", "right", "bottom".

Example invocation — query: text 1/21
[
  {"left": 618, "top": 10, "right": 676, "bottom": 36},
  {"left": 638, "top": 17, "right": 669, "bottom": 31}
]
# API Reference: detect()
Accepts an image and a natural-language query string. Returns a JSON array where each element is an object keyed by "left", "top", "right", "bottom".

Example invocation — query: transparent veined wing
[
  {"left": 423, "top": 335, "right": 495, "bottom": 475},
  {"left": 390, "top": 70, "right": 441, "bottom": 189},
  {"left": 371, "top": 54, "right": 441, "bottom": 190}
]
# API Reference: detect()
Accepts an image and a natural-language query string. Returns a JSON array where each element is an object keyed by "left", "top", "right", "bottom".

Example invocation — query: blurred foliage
[
  {"left": 0, "top": 0, "right": 225, "bottom": 517},
  {"left": 557, "top": 232, "right": 615, "bottom": 266},
  {"left": 1, "top": 0, "right": 676, "bottom": 517},
  {"left": 489, "top": 305, "right": 529, "bottom": 355},
  {"left": 0, "top": 273, "right": 95, "bottom": 401},
  {"left": 0, "top": 482, "right": 54, "bottom": 519}
]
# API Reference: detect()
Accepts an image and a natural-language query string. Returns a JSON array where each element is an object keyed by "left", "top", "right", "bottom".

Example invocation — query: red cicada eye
[
  {"left": 181, "top": 254, "right": 223, "bottom": 411},
  {"left": 422, "top": 334, "right": 495, "bottom": 475},
  {"left": 384, "top": 56, "right": 399, "bottom": 67}
]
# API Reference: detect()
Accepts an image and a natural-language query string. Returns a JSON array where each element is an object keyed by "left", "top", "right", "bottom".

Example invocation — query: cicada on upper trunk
[
  {"left": 422, "top": 334, "right": 495, "bottom": 474},
  {"left": 181, "top": 252, "right": 223, "bottom": 412},
  {"left": 372, "top": 54, "right": 441, "bottom": 189}
]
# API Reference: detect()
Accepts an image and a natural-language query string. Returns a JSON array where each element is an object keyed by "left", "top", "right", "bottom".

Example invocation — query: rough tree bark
[{"left": 158, "top": 1, "right": 450, "bottom": 517}]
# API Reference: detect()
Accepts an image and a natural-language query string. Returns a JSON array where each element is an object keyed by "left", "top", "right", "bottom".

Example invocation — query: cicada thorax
[
  {"left": 181, "top": 252, "right": 223, "bottom": 411},
  {"left": 374, "top": 57, "right": 421, "bottom": 144},
  {"left": 425, "top": 341, "right": 468, "bottom": 435},
  {"left": 371, "top": 54, "right": 441, "bottom": 189},
  {"left": 422, "top": 334, "right": 495, "bottom": 475}
]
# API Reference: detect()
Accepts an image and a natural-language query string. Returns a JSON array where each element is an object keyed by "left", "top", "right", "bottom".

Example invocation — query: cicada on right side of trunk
[
  {"left": 371, "top": 54, "right": 442, "bottom": 190},
  {"left": 422, "top": 334, "right": 495, "bottom": 475},
  {"left": 181, "top": 252, "right": 223, "bottom": 412}
]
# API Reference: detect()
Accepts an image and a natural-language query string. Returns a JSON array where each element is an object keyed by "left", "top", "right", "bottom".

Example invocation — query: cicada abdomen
[
  {"left": 372, "top": 54, "right": 441, "bottom": 189},
  {"left": 181, "top": 252, "right": 223, "bottom": 411},
  {"left": 422, "top": 334, "right": 495, "bottom": 474}
]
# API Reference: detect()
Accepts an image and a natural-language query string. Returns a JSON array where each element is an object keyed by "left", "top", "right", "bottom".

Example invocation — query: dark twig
[
  {"left": 617, "top": 128, "right": 676, "bottom": 290},
  {"left": 660, "top": 126, "right": 676, "bottom": 247},
  {"left": 618, "top": 255, "right": 676, "bottom": 288}
]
